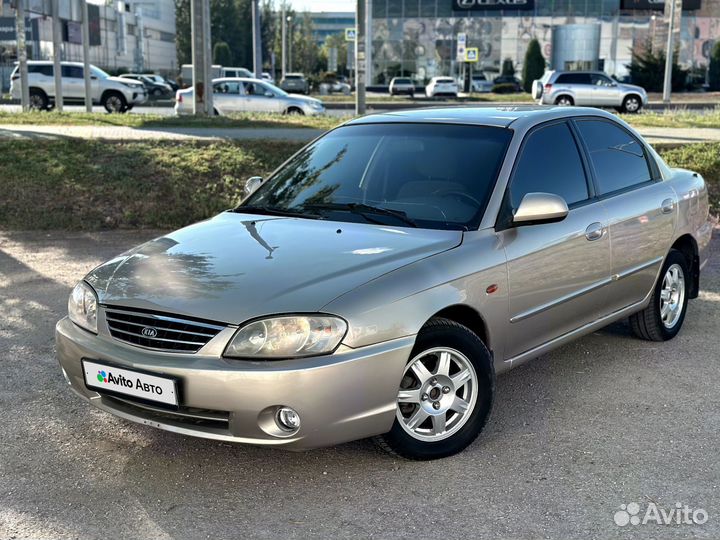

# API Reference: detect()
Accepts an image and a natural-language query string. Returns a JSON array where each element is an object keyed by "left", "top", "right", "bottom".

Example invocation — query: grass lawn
[
  {"left": 620, "top": 108, "right": 720, "bottom": 129},
  {"left": 0, "top": 111, "right": 347, "bottom": 131},
  {"left": 0, "top": 139, "right": 717, "bottom": 231}
]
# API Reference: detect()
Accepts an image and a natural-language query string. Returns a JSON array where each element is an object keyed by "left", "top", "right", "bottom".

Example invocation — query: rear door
[
  {"left": 556, "top": 73, "right": 592, "bottom": 105},
  {"left": 498, "top": 120, "right": 612, "bottom": 360},
  {"left": 573, "top": 118, "right": 676, "bottom": 313},
  {"left": 212, "top": 80, "right": 241, "bottom": 113},
  {"left": 61, "top": 65, "right": 84, "bottom": 99}
]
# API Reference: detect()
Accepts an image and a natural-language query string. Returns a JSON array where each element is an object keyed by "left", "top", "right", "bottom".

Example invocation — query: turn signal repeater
[{"left": 486, "top": 284, "right": 499, "bottom": 295}]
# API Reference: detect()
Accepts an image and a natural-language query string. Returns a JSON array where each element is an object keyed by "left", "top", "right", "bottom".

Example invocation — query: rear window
[
  {"left": 556, "top": 73, "right": 592, "bottom": 85},
  {"left": 285, "top": 75, "right": 302, "bottom": 80},
  {"left": 394, "top": 78, "right": 411, "bottom": 84},
  {"left": 436, "top": 78, "right": 455, "bottom": 83}
]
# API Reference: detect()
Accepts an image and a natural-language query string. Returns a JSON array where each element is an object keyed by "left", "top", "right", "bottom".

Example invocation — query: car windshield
[
  {"left": 91, "top": 66, "right": 110, "bottom": 79},
  {"left": 241, "top": 123, "right": 512, "bottom": 230}
]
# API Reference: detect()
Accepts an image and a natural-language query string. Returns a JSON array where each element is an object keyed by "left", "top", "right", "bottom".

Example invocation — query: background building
[
  {"left": 369, "top": 0, "right": 720, "bottom": 83},
  {"left": 0, "top": 0, "right": 176, "bottom": 91},
  {"left": 309, "top": 11, "right": 355, "bottom": 44}
]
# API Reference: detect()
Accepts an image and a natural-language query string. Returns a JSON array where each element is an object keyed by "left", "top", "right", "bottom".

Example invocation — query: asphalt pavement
[{"left": 1, "top": 228, "right": 719, "bottom": 539}]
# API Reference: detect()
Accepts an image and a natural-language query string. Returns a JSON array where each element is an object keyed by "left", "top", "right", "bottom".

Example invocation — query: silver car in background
[
  {"left": 279, "top": 73, "right": 309, "bottom": 94},
  {"left": 533, "top": 70, "right": 648, "bottom": 113},
  {"left": 389, "top": 77, "right": 416, "bottom": 97},
  {"left": 56, "top": 107, "right": 711, "bottom": 460},
  {"left": 175, "top": 77, "right": 324, "bottom": 116}
]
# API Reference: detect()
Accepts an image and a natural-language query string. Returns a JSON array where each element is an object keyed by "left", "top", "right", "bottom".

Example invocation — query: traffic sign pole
[{"left": 15, "top": 0, "right": 29, "bottom": 111}]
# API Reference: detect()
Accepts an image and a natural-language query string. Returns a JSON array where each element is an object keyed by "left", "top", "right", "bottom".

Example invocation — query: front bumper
[{"left": 55, "top": 317, "right": 413, "bottom": 450}]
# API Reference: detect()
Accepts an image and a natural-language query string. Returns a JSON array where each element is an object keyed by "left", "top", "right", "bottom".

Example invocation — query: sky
[{"left": 289, "top": 0, "right": 355, "bottom": 12}]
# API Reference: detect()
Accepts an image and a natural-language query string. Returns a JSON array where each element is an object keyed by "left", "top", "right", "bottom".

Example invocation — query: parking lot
[{"left": 0, "top": 228, "right": 718, "bottom": 539}]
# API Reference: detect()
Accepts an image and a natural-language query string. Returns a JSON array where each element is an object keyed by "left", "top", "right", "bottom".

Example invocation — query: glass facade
[{"left": 369, "top": 0, "right": 720, "bottom": 84}]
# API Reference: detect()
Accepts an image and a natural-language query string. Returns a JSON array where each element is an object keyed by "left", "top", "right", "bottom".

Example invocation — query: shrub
[
  {"left": 492, "top": 82, "right": 519, "bottom": 94},
  {"left": 212, "top": 41, "right": 233, "bottom": 67},
  {"left": 709, "top": 41, "right": 720, "bottom": 91},
  {"left": 522, "top": 39, "right": 545, "bottom": 93}
]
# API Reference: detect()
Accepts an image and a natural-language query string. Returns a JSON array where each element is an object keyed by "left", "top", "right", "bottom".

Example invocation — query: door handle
[
  {"left": 585, "top": 222, "right": 605, "bottom": 241},
  {"left": 661, "top": 198, "right": 675, "bottom": 214}
]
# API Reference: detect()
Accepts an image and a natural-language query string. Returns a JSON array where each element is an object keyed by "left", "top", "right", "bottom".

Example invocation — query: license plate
[{"left": 82, "top": 360, "right": 179, "bottom": 406}]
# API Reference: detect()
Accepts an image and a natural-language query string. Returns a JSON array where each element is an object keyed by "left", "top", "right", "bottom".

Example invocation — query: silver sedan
[
  {"left": 56, "top": 106, "right": 711, "bottom": 460},
  {"left": 174, "top": 77, "right": 325, "bottom": 116}
]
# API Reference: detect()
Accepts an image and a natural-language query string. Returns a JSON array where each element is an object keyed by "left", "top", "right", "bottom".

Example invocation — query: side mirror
[
  {"left": 513, "top": 192, "right": 569, "bottom": 225},
  {"left": 244, "top": 176, "right": 263, "bottom": 199}
]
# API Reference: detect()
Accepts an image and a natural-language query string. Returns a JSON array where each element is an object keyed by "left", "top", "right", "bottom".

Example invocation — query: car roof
[
  {"left": 212, "top": 77, "right": 266, "bottom": 83},
  {"left": 345, "top": 106, "right": 617, "bottom": 129}
]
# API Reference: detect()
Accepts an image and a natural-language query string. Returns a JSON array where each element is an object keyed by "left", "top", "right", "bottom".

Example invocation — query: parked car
[
  {"left": 261, "top": 72, "right": 274, "bottom": 84},
  {"left": 470, "top": 74, "right": 493, "bottom": 93},
  {"left": 10, "top": 61, "right": 147, "bottom": 112},
  {"left": 533, "top": 70, "right": 648, "bottom": 113},
  {"left": 280, "top": 73, "right": 309, "bottom": 94},
  {"left": 119, "top": 73, "right": 173, "bottom": 98},
  {"left": 426, "top": 76, "right": 459, "bottom": 98},
  {"left": 492, "top": 75, "right": 522, "bottom": 92},
  {"left": 143, "top": 74, "right": 179, "bottom": 92},
  {"left": 56, "top": 106, "right": 711, "bottom": 460},
  {"left": 320, "top": 77, "right": 351, "bottom": 95},
  {"left": 174, "top": 77, "right": 324, "bottom": 116},
  {"left": 222, "top": 67, "right": 253, "bottom": 78},
  {"left": 389, "top": 77, "right": 415, "bottom": 97}
]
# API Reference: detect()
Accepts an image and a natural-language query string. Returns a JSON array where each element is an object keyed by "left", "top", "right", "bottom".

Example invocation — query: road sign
[
  {"left": 456, "top": 32, "right": 466, "bottom": 62},
  {"left": 465, "top": 47, "right": 479, "bottom": 62},
  {"left": 345, "top": 27, "right": 356, "bottom": 41}
]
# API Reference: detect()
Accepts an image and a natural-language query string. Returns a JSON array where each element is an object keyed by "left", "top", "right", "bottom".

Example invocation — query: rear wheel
[
  {"left": 374, "top": 317, "right": 494, "bottom": 460},
  {"left": 29, "top": 89, "right": 49, "bottom": 110},
  {"left": 286, "top": 107, "right": 304, "bottom": 115},
  {"left": 555, "top": 95, "right": 574, "bottom": 106},
  {"left": 622, "top": 95, "right": 642, "bottom": 113},
  {"left": 629, "top": 249, "right": 689, "bottom": 341}
]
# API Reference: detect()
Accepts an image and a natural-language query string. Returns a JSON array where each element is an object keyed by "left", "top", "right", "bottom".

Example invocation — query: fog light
[{"left": 276, "top": 407, "right": 301, "bottom": 432}]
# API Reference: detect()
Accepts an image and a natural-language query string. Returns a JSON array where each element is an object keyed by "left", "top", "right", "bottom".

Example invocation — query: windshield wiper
[
  {"left": 234, "top": 205, "right": 324, "bottom": 220},
  {"left": 301, "top": 202, "right": 418, "bottom": 228}
]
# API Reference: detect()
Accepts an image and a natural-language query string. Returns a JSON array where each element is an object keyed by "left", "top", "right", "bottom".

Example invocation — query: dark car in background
[
  {"left": 119, "top": 74, "right": 173, "bottom": 98},
  {"left": 280, "top": 73, "right": 309, "bottom": 95}
]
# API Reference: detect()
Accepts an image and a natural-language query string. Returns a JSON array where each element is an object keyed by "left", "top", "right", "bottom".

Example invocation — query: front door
[
  {"left": 242, "top": 81, "right": 281, "bottom": 113},
  {"left": 498, "top": 120, "right": 612, "bottom": 360},
  {"left": 61, "top": 65, "right": 84, "bottom": 99},
  {"left": 573, "top": 118, "right": 676, "bottom": 313},
  {"left": 590, "top": 73, "right": 621, "bottom": 106}
]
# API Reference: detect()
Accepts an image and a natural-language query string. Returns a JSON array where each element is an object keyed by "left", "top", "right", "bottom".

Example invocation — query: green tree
[
  {"left": 174, "top": 0, "right": 191, "bottom": 66},
  {"left": 501, "top": 57, "right": 515, "bottom": 77},
  {"left": 522, "top": 39, "right": 545, "bottom": 93},
  {"left": 320, "top": 32, "right": 349, "bottom": 75},
  {"left": 627, "top": 41, "right": 687, "bottom": 92},
  {"left": 213, "top": 41, "right": 233, "bottom": 66},
  {"left": 290, "top": 12, "right": 321, "bottom": 75},
  {"left": 709, "top": 41, "right": 720, "bottom": 91}
]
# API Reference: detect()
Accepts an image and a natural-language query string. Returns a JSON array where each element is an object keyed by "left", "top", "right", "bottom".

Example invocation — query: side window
[
  {"left": 61, "top": 66, "right": 83, "bottom": 78},
  {"left": 213, "top": 81, "right": 240, "bottom": 94},
  {"left": 590, "top": 74, "right": 613, "bottom": 86},
  {"left": 29, "top": 65, "right": 54, "bottom": 76},
  {"left": 556, "top": 73, "right": 591, "bottom": 85},
  {"left": 576, "top": 120, "right": 652, "bottom": 195},
  {"left": 508, "top": 122, "right": 589, "bottom": 210},
  {"left": 245, "top": 82, "right": 271, "bottom": 97}
]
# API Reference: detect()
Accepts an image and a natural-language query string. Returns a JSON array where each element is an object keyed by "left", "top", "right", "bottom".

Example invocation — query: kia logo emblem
[{"left": 141, "top": 327, "right": 158, "bottom": 338}]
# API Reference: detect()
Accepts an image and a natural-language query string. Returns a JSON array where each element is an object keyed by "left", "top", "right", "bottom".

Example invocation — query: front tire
[
  {"left": 103, "top": 92, "right": 127, "bottom": 113},
  {"left": 374, "top": 317, "right": 495, "bottom": 460},
  {"left": 622, "top": 95, "right": 642, "bottom": 113},
  {"left": 629, "top": 249, "right": 690, "bottom": 341}
]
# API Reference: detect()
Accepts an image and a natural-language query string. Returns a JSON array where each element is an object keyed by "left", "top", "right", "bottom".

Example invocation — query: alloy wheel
[
  {"left": 106, "top": 95, "right": 123, "bottom": 113},
  {"left": 556, "top": 97, "right": 573, "bottom": 106},
  {"left": 396, "top": 347, "right": 478, "bottom": 442},
  {"left": 660, "top": 263, "right": 685, "bottom": 329},
  {"left": 625, "top": 97, "right": 640, "bottom": 112},
  {"left": 29, "top": 94, "right": 45, "bottom": 109}
]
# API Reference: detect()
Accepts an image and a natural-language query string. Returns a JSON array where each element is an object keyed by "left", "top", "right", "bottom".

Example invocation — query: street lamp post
[
  {"left": 287, "top": 16, "right": 292, "bottom": 73},
  {"left": 662, "top": 0, "right": 680, "bottom": 104}
]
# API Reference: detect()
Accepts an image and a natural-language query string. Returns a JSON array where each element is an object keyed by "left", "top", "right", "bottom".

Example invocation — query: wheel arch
[
  {"left": 426, "top": 304, "right": 491, "bottom": 354},
  {"left": 671, "top": 234, "right": 700, "bottom": 298}
]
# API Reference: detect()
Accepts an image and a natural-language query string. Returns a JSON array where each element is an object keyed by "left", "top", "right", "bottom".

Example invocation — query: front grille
[{"left": 104, "top": 306, "right": 226, "bottom": 353}]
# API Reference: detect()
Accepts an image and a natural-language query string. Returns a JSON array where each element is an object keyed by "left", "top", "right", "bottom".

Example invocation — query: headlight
[
  {"left": 224, "top": 315, "right": 347, "bottom": 359},
  {"left": 68, "top": 281, "right": 98, "bottom": 333}
]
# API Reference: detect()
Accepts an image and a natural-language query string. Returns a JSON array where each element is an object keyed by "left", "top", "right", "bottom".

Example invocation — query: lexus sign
[{"left": 453, "top": 0, "right": 534, "bottom": 10}]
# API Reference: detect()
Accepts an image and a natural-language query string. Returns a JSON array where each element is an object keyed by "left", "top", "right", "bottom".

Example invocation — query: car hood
[
  {"left": 619, "top": 82, "right": 646, "bottom": 94},
  {"left": 287, "top": 94, "right": 322, "bottom": 105},
  {"left": 85, "top": 211, "right": 462, "bottom": 324},
  {"left": 110, "top": 76, "right": 144, "bottom": 88}
]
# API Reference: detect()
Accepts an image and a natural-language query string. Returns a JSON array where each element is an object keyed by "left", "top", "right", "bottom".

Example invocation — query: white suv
[{"left": 10, "top": 61, "right": 148, "bottom": 113}]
